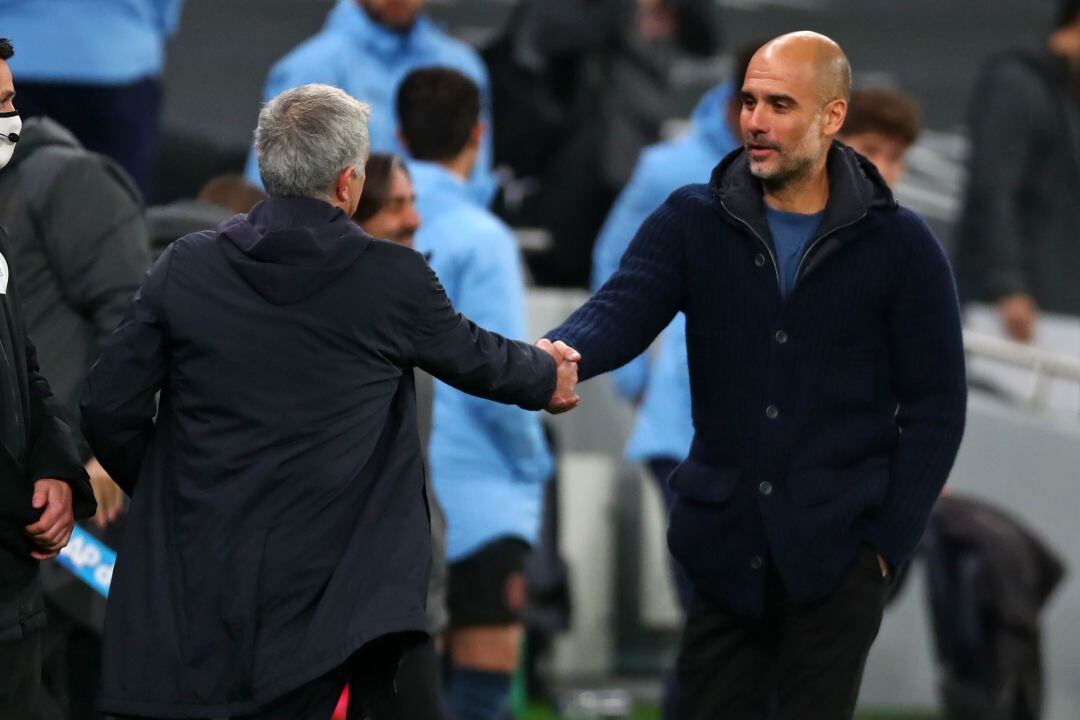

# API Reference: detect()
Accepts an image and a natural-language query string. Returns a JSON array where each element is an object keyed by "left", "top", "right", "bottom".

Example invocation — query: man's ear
[
  {"left": 469, "top": 121, "right": 484, "bottom": 150},
  {"left": 824, "top": 98, "right": 848, "bottom": 137},
  {"left": 335, "top": 166, "right": 355, "bottom": 203}
]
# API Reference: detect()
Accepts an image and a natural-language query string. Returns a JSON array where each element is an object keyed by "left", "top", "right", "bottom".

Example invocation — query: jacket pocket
[
  {"left": 668, "top": 457, "right": 740, "bottom": 504},
  {"left": 786, "top": 456, "right": 889, "bottom": 508},
  {"left": 222, "top": 529, "right": 266, "bottom": 680}
]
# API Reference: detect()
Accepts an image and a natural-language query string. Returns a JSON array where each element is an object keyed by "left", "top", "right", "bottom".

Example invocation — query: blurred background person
[
  {"left": 0, "top": 109, "right": 149, "bottom": 720},
  {"left": 0, "top": 37, "right": 96, "bottom": 720},
  {"left": 245, "top": 0, "right": 494, "bottom": 204},
  {"left": 352, "top": 153, "right": 421, "bottom": 249},
  {"left": 484, "top": 0, "right": 722, "bottom": 287},
  {"left": 839, "top": 87, "right": 921, "bottom": 189},
  {"left": 146, "top": 173, "right": 266, "bottom": 259},
  {"left": 0, "top": 0, "right": 185, "bottom": 196},
  {"left": 397, "top": 67, "right": 555, "bottom": 720},
  {"left": 954, "top": 0, "right": 1080, "bottom": 416}
]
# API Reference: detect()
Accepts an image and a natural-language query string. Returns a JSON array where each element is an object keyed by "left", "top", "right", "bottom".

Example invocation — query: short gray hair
[{"left": 255, "top": 84, "right": 372, "bottom": 200}]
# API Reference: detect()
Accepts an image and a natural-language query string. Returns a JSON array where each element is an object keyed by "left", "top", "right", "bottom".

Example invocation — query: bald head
[
  {"left": 739, "top": 31, "right": 852, "bottom": 191},
  {"left": 753, "top": 32, "right": 851, "bottom": 106}
]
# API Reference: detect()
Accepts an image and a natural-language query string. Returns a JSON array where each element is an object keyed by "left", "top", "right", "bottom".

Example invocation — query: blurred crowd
[{"left": 0, "top": 0, "right": 1078, "bottom": 719}]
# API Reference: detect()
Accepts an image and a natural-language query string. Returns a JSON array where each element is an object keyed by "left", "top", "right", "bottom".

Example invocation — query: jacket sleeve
[
  {"left": 960, "top": 56, "right": 1046, "bottom": 302},
  {"left": 407, "top": 253, "right": 556, "bottom": 412},
  {"left": 0, "top": 229, "right": 93, "bottom": 518},
  {"left": 38, "top": 154, "right": 149, "bottom": 455},
  {"left": 449, "top": 229, "right": 553, "bottom": 481},
  {"left": 546, "top": 191, "right": 687, "bottom": 383},
  {"left": 24, "top": 332, "right": 95, "bottom": 520},
  {"left": 866, "top": 211, "right": 967, "bottom": 568},
  {"left": 80, "top": 245, "right": 173, "bottom": 495},
  {"left": 591, "top": 153, "right": 673, "bottom": 400}
]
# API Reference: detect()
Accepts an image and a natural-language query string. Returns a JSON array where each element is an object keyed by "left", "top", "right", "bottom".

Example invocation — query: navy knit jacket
[{"left": 548, "top": 143, "right": 967, "bottom": 616}]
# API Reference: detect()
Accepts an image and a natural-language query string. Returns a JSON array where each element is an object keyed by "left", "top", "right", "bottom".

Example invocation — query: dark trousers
[
  {"left": 676, "top": 547, "right": 889, "bottom": 720},
  {"left": 111, "top": 631, "right": 422, "bottom": 720},
  {"left": 372, "top": 638, "right": 445, "bottom": 720},
  {"left": 646, "top": 456, "right": 693, "bottom": 720},
  {"left": 0, "top": 628, "right": 43, "bottom": 720},
  {"left": 15, "top": 78, "right": 162, "bottom": 197}
]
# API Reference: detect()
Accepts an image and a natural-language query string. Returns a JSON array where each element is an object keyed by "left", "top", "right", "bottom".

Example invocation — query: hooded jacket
[
  {"left": 81, "top": 196, "right": 555, "bottom": 716},
  {"left": 548, "top": 143, "right": 967, "bottom": 615},
  {"left": 0, "top": 116, "right": 149, "bottom": 459},
  {"left": 590, "top": 81, "right": 738, "bottom": 463}
]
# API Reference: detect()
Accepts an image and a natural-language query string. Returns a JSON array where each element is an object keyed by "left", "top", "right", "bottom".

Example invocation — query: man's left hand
[{"left": 24, "top": 479, "right": 75, "bottom": 560}]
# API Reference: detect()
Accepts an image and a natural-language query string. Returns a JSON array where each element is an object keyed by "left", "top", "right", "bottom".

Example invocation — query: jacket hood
[
  {"left": 690, "top": 80, "right": 738, "bottom": 156},
  {"left": 7, "top": 116, "right": 81, "bottom": 171},
  {"left": 217, "top": 196, "right": 372, "bottom": 305},
  {"left": 710, "top": 140, "right": 896, "bottom": 242}
]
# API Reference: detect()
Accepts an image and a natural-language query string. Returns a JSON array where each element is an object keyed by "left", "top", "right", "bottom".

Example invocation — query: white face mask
[{"left": 0, "top": 111, "right": 22, "bottom": 170}]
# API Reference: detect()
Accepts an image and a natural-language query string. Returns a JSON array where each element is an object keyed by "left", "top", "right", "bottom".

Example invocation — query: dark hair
[
  {"left": 353, "top": 153, "right": 409, "bottom": 223},
  {"left": 1058, "top": 0, "right": 1080, "bottom": 28},
  {"left": 0, "top": 38, "right": 13, "bottom": 61},
  {"left": 197, "top": 174, "right": 267, "bottom": 214},
  {"left": 396, "top": 67, "right": 480, "bottom": 162},
  {"left": 841, "top": 87, "right": 921, "bottom": 147}
]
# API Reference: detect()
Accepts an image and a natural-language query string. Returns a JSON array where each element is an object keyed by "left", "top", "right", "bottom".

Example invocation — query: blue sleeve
[
  {"left": 453, "top": 225, "right": 553, "bottom": 481},
  {"left": 591, "top": 155, "right": 671, "bottom": 400},
  {"left": 156, "top": 0, "right": 184, "bottom": 36}
]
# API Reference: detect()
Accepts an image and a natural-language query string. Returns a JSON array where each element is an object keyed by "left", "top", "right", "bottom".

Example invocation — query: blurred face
[
  {"left": 841, "top": 131, "right": 910, "bottom": 188},
  {"left": 360, "top": 166, "right": 420, "bottom": 248},
  {"left": 358, "top": 0, "right": 423, "bottom": 30},
  {"left": 740, "top": 51, "right": 844, "bottom": 188}
]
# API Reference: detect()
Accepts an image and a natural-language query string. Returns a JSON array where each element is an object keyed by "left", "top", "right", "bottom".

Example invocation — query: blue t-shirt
[{"left": 765, "top": 206, "right": 825, "bottom": 296}]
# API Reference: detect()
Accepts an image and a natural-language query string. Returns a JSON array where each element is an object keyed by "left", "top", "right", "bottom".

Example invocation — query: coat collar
[{"left": 710, "top": 140, "right": 896, "bottom": 247}]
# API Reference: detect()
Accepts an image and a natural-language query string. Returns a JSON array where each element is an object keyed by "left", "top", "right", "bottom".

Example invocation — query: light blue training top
[{"left": 0, "top": 0, "right": 183, "bottom": 84}]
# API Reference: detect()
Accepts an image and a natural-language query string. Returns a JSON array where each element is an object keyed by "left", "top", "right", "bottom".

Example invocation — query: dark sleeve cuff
[{"left": 518, "top": 347, "right": 558, "bottom": 412}]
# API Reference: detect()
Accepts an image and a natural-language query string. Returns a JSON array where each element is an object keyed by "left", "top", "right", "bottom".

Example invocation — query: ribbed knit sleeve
[
  {"left": 866, "top": 209, "right": 967, "bottom": 567},
  {"left": 546, "top": 192, "right": 688, "bottom": 381}
]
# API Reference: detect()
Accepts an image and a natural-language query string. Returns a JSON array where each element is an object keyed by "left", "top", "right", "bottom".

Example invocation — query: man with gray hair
[{"left": 81, "top": 83, "right": 581, "bottom": 720}]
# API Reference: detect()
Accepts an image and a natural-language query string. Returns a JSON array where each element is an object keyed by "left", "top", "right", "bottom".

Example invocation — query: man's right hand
[
  {"left": 998, "top": 292, "right": 1038, "bottom": 343},
  {"left": 536, "top": 339, "right": 581, "bottom": 414}
]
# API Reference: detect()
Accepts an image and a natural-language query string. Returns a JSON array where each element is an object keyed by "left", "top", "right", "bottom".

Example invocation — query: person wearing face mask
[
  {"left": 0, "top": 37, "right": 97, "bottom": 720},
  {"left": 0, "top": 61, "right": 152, "bottom": 720},
  {"left": 245, "top": 0, "right": 495, "bottom": 206},
  {"left": 80, "top": 83, "right": 581, "bottom": 720}
]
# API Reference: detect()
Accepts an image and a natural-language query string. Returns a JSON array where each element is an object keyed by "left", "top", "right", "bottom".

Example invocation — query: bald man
[{"left": 544, "top": 32, "right": 966, "bottom": 719}]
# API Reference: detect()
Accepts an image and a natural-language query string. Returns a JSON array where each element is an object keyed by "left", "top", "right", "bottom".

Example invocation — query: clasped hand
[{"left": 536, "top": 339, "right": 581, "bottom": 414}]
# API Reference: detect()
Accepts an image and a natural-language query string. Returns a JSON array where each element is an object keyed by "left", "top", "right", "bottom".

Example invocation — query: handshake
[{"left": 536, "top": 338, "right": 582, "bottom": 414}]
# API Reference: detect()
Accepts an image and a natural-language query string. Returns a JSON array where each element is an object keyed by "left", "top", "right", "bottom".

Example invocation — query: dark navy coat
[
  {"left": 548, "top": 143, "right": 967, "bottom": 616},
  {"left": 81, "top": 197, "right": 555, "bottom": 717}
]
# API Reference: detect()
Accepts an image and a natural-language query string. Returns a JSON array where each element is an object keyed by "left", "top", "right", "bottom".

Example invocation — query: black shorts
[{"left": 446, "top": 537, "right": 531, "bottom": 628}]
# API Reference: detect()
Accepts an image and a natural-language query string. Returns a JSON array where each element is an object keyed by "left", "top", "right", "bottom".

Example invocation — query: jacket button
[
  {"left": 759, "top": 481, "right": 773, "bottom": 496},
  {"left": 754, "top": 253, "right": 766, "bottom": 267},
  {"left": 765, "top": 405, "right": 779, "bottom": 420},
  {"left": 775, "top": 330, "right": 789, "bottom": 344},
  {"left": 750, "top": 555, "right": 764, "bottom": 570}
]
